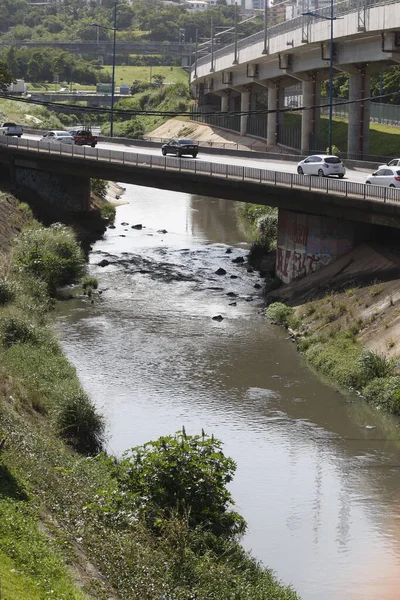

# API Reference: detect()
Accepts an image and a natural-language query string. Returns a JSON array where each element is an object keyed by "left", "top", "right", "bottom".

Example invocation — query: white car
[
  {"left": 378, "top": 158, "right": 400, "bottom": 169},
  {"left": 40, "top": 131, "right": 75, "bottom": 144},
  {"left": 297, "top": 154, "right": 346, "bottom": 178},
  {"left": 366, "top": 166, "right": 400, "bottom": 187}
]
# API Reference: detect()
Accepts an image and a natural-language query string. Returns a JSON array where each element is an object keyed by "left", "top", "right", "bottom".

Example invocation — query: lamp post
[
  {"left": 90, "top": 0, "right": 118, "bottom": 137},
  {"left": 302, "top": 0, "right": 336, "bottom": 155}
]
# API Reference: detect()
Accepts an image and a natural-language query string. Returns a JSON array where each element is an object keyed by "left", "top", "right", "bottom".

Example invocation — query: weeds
[{"left": 265, "top": 302, "right": 294, "bottom": 326}]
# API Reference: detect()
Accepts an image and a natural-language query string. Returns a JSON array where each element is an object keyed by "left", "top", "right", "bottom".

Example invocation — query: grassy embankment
[
  {"left": 0, "top": 192, "right": 299, "bottom": 600},
  {"left": 285, "top": 113, "right": 400, "bottom": 157},
  {"left": 265, "top": 283, "right": 400, "bottom": 417}
]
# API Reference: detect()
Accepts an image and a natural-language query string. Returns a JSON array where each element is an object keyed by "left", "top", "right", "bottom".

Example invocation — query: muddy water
[{"left": 56, "top": 185, "right": 400, "bottom": 600}]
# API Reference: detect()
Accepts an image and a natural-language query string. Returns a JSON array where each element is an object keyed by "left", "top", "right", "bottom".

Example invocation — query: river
[{"left": 56, "top": 184, "right": 400, "bottom": 600}]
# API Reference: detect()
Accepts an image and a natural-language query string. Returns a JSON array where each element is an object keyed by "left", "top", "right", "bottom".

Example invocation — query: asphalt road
[{"left": 22, "top": 133, "right": 373, "bottom": 184}]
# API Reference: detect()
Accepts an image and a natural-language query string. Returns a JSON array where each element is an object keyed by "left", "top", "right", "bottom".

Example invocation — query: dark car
[{"left": 161, "top": 138, "right": 199, "bottom": 158}]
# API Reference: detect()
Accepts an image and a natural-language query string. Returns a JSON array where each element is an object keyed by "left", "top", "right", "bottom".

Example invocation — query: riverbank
[
  {"left": 264, "top": 242, "right": 400, "bottom": 416},
  {"left": 0, "top": 189, "right": 300, "bottom": 600}
]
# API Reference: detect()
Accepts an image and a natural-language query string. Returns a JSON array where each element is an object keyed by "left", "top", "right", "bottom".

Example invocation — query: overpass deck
[{"left": 1, "top": 136, "right": 400, "bottom": 228}]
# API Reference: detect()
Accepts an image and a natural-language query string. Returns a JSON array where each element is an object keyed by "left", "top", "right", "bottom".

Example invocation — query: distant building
[
  {"left": 184, "top": 0, "right": 208, "bottom": 9},
  {"left": 252, "top": 0, "right": 265, "bottom": 9}
]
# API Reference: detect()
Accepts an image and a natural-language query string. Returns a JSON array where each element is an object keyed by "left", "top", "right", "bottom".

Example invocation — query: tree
[
  {"left": 0, "top": 61, "right": 13, "bottom": 92},
  {"left": 118, "top": 430, "right": 246, "bottom": 539}
]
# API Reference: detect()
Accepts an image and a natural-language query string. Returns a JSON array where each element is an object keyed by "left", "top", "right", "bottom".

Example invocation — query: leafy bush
[
  {"left": 118, "top": 431, "right": 246, "bottom": 539},
  {"left": 358, "top": 350, "right": 396, "bottom": 383},
  {"left": 12, "top": 224, "right": 85, "bottom": 295},
  {"left": 305, "top": 333, "right": 363, "bottom": 389},
  {"left": 82, "top": 276, "right": 98, "bottom": 290},
  {"left": 91, "top": 178, "right": 107, "bottom": 199},
  {"left": 100, "top": 202, "right": 116, "bottom": 223},
  {"left": 55, "top": 390, "right": 105, "bottom": 455},
  {"left": 0, "top": 315, "right": 39, "bottom": 348},
  {"left": 362, "top": 376, "right": 400, "bottom": 414},
  {"left": 0, "top": 278, "right": 15, "bottom": 305},
  {"left": 266, "top": 302, "right": 294, "bottom": 326}
]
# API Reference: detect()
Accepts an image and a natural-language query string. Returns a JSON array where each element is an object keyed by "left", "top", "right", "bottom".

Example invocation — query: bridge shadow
[{"left": 0, "top": 465, "right": 29, "bottom": 501}]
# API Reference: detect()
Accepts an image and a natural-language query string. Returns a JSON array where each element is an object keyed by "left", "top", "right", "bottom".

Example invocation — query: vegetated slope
[{"left": 0, "top": 191, "right": 300, "bottom": 600}]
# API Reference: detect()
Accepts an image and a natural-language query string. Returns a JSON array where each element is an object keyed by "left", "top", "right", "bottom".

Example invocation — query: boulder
[{"left": 215, "top": 267, "right": 227, "bottom": 275}]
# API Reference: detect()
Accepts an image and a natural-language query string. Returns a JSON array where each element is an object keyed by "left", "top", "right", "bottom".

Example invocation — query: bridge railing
[{"left": 1, "top": 135, "right": 400, "bottom": 205}]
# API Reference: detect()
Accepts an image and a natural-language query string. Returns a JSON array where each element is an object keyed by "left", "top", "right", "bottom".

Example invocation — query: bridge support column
[
  {"left": 301, "top": 76, "right": 321, "bottom": 154},
  {"left": 221, "top": 93, "right": 229, "bottom": 112},
  {"left": 276, "top": 208, "right": 357, "bottom": 284},
  {"left": 240, "top": 89, "right": 251, "bottom": 135},
  {"left": 14, "top": 167, "right": 90, "bottom": 212},
  {"left": 267, "top": 83, "right": 278, "bottom": 147},
  {"left": 348, "top": 66, "right": 371, "bottom": 157}
]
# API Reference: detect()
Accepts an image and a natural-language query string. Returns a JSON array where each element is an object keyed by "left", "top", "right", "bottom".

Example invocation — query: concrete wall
[
  {"left": 276, "top": 208, "right": 355, "bottom": 284},
  {"left": 15, "top": 167, "right": 90, "bottom": 212}
]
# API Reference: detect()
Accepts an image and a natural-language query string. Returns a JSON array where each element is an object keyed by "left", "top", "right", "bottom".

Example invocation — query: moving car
[
  {"left": 40, "top": 131, "right": 75, "bottom": 144},
  {"left": 0, "top": 122, "right": 23, "bottom": 137},
  {"left": 378, "top": 158, "right": 400, "bottom": 169},
  {"left": 69, "top": 128, "right": 97, "bottom": 147},
  {"left": 161, "top": 138, "right": 199, "bottom": 158},
  {"left": 366, "top": 166, "right": 400, "bottom": 187},
  {"left": 297, "top": 154, "right": 346, "bottom": 178}
]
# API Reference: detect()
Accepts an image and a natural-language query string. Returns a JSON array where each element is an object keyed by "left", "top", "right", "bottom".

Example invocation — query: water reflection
[{"left": 56, "top": 184, "right": 400, "bottom": 600}]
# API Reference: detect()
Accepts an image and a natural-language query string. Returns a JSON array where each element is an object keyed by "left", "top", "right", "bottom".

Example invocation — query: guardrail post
[
  {"left": 226, "top": 164, "right": 228, "bottom": 179},
  {"left": 345, "top": 181, "right": 348, "bottom": 197},
  {"left": 84, "top": 147, "right": 86, "bottom": 159},
  {"left": 274, "top": 171, "right": 277, "bottom": 185},
  {"left": 242, "top": 166, "right": 245, "bottom": 181},
  {"left": 136, "top": 153, "right": 138, "bottom": 166},
  {"left": 259, "top": 169, "right": 262, "bottom": 183},
  {"left": 164, "top": 156, "right": 167, "bottom": 170},
  {"left": 384, "top": 187, "right": 387, "bottom": 203},
  {"left": 290, "top": 174, "right": 293, "bottom": 188},
  {"left": 150, "top": 154, "right": 152, "bottom": 168}
]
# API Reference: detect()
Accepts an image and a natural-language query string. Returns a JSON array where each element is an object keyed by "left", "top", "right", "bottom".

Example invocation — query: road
[{"left": 23, "top": 133, "right": 373, "bottom": 184}]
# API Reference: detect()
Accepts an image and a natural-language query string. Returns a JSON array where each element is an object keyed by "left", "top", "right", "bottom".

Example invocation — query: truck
[
  {"left": 0, "top": 122, "right": 23, "bottom": 137},
  {"left": 69, "top": 127, "right": 98, "bottom": 147}
]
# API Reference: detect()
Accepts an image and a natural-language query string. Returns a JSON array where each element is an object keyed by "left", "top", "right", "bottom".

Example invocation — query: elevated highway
[{"left": 190, "top": 0, "right": 400, "bottom": 156}]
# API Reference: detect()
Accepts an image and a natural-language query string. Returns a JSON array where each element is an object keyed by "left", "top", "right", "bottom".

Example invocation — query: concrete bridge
[
  {"left": 190, "top": 0, "right": 400, "bottom": 157},
  {"left": 29, "top": 92, "right": 133, "bottom": 109},
  {"left": 1, "top": 136, "right": 400, "bottom": 284}
]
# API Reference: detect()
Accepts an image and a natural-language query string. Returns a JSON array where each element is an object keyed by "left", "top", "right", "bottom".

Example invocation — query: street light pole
[
  {"left": 90, "top": 0, "right": 118, "bottom": 138},
  {"left": 110, "top": 0, "right": 117, "bottom": 138},
  {"left": 302, "top": 4, "right": 337, "bottom": 155},
  {"left": 328, "top": 0, "right": 333, "bottom": 155}
]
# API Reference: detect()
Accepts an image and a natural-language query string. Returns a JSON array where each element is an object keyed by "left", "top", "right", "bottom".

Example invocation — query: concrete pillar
[
  {"left": 240, "top": 89, "right": 250, "bottom": 136},
  {"left": 301, "top": 76, "right": 321, "bottom": 154},
  {"left": 348, "top": 67, "right": 371, "bottom": 157},
  {"left": 267, "top": 83, "right": 278, "bottom": 147},
  {"left": 221, "top": 93, "right": 229, "bottom": 112},
  {"left": 278, "top": 84, "right": 285, "bottom": 128},
  {"left": 301, "top": 79, "right": 314, "bottom": 154}
]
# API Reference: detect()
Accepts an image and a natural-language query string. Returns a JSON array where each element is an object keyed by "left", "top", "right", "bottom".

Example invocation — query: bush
[
  {"left": 304, "top": 333, "right": 363, "bottom": 389},
  {"left": 100, "top": 202, "right": 116, "bottom": 223},
  {"left": 56, "top": 390, "right": 105, "bottom": 455},
  {"left": 12, "top": 224, "right": 85, "bottom": 295},
  {"left": 362, "top": 376, "right": 400, "bottom": 414},
  {"left": 0, "top": 278, "right": 15, "bottom": 305},
  {"left": 266, "top": 302, "right": 294, "bottom": 326},
  {"left": 0, "top": 314, "right": 39, "bottom": 348},
  {"left": 82, "top": 276, "right": 98, "bottom": 290},
  {"left": 91, "top": 178, "right": 107, "bottom": 199},
  {"left": 118, "top": 431, "right": 246, "bottom": 539},
  {"left": 358, "top": 350, "right": 396, "bottom": 383}
]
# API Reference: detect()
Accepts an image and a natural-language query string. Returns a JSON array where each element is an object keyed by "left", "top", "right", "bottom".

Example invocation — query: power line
[{"left": 1, "top": 90, "right": 400, "bottom": 118}]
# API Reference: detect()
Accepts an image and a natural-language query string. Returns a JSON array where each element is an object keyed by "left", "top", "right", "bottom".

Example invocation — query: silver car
[
  {"left": 378, "top": 158, "right": 400, "bottom": 169},
  {"left": 297, "top": 154, "right": 346, "bottom": 178},
  {"left": 366, "top": 166, "right": 400, "bottom": 187},
  {"left": 40, "top": 131, "right": 75, "bottom": 144}
]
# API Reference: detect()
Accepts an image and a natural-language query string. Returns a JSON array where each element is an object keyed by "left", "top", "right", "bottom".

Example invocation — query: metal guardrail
[
  {"left": 195, "top": 0, "right": 398, "bottom": 69},
  {"left": 1, "top": 135, "right": 400, "bottom": 205}
]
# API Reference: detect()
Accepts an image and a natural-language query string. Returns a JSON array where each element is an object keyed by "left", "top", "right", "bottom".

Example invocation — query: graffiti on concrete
[{"left": 276, "top": 209, "right": 354, "bottom": 283}]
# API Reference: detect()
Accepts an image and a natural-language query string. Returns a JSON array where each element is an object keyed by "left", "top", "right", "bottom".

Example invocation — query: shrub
[
  {"left": 358, "top": 350, "right": 396, "bottom": 384},
  {"left": 100, "top": 202, "right": 116, "bottom": 223},
  {"left": 0, "top": 315, "right": 39, "bottom": 348},
  {"left": 118, "top": 431, "right": 246, "bottom": 539},
  {"left": 362, "top": 376, "right": 400, "bottom": 414},
  {"left": 82, "top": 276, "right": 98, "bottom": 290},
  {"left": 91, "top": 178, "right": 107, "bottom": 199},
  {"left": 266, "top": 302, "right": 294, "bottom": 326},
  {"left": 55, "top": 390, "right": 105, "bottom": 455},
  {"left": 304, "top": 333, "right": 363, "bottom": 389},
  {"left": 0, "top": 278, "right": 15, "bottom": 305},
  {"left": 12, "top": 224, "right": 85, "bottom": 295}
]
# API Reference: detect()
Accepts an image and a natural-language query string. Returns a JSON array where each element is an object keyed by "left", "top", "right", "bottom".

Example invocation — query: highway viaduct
[
  {"left": 190, "top": 0, "right": 400, "bottom": 157},
  {"left": 1, "top": 137, "right": 400, "bottom": 284}
]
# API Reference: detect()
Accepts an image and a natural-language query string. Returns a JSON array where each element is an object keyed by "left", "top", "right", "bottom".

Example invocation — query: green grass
[
  {"left": 284, "top": 113, "right": 400, "bottom": 157},
  {"left": 100, "top": 65, "right": 189, "bottom": 86}
]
